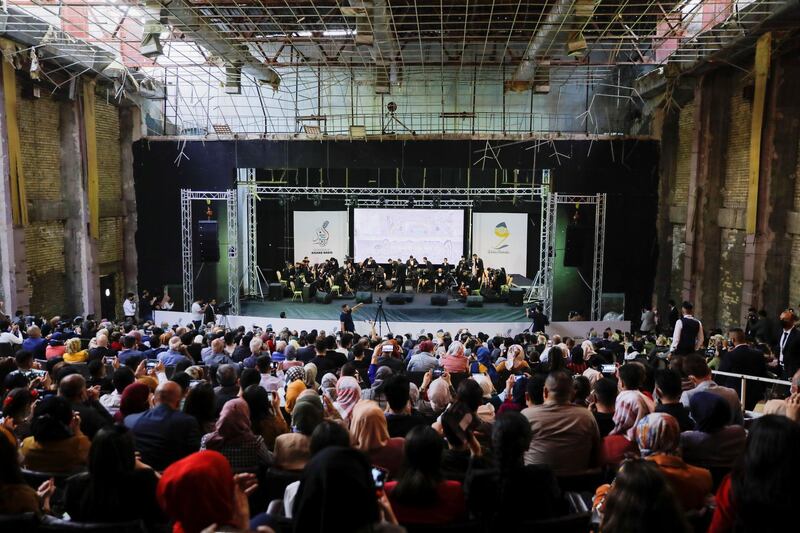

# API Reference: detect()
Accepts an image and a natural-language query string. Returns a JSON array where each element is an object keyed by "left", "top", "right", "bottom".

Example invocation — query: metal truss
[
  {"left": 525, "top": 171, "right": 556, "bottom": 318},
  {"left": 179, "top": 189, "right": 239, "bottom": 313},
  {"left": 345, "top": 199, "right": 479, "bottom": 208},
  {"left": 247, "top": 185, "right": 545, "bottom": 198},
  {"left": 180, "top": 190, "right": 193, "bottom": 314},
  {"left": 592, "top": 194, "right": 608, "bottom": 322}
]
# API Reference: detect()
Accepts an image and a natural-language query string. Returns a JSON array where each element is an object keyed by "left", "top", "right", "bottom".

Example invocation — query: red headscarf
[
  {"left": 114, "top": 382, "right": 150, "bottom": 423},
  {"left": 156, "top": 450, "right": 235, "bottom": 533}
]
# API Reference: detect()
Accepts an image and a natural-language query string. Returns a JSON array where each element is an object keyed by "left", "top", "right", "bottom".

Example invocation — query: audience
[{"left": 2, "top": 301, "right": 799, "bottom": 531}]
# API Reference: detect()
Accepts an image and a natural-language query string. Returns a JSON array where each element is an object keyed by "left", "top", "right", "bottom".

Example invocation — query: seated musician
[{"left": 434, "top": 268, "right": 447, "bottom": 293}]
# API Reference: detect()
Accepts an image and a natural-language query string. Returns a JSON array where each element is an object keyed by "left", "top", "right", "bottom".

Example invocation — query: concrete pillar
[
  {"left": 0, "top": 61, "right": 27, "bottom": 313},
  {"left": 120, "top": 106, "right": 139, "bottom": 297},
  {"left": 750, "top": 54, "right": 800, "bottom": 313},
  {"left": 60, "top": 97, "right": 98, "bottom": 316},
  {"left": 653, "top": 111, "right": 679, "bottom": 320}
]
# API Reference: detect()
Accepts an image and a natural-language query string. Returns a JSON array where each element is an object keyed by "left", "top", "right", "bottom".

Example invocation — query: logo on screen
[
  {"left": 313, "top": 220, "right": 330, "bottom": 247},
  {"left": 493, "top": 222, "right": 510, "bottom": 250}
]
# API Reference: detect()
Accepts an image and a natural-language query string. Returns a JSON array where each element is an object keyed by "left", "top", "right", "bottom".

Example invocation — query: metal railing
[{"left": 711, "top": 369, "right": 791, "bottom": 414}]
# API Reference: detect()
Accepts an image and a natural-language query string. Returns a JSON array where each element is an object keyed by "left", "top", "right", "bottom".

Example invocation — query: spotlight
[
  {"left": 432, "top": 198, "right": 440, "bottom": 208},
  {"left": 278, "top": 198, "right": 285, "bottom": 207},
  {"left": 313, "top": 196, "right": 321, "bottom": 207},
  {"left": 408, "top": 198, "right": 414, "bottom": 208},
  {"left": 378, "top": 196, "right": 385, "bottom": 207}
]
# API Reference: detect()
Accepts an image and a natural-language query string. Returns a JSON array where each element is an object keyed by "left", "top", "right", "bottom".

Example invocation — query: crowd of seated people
[{"left": 0, "top": 304, "right": 799, "bottom": 532}]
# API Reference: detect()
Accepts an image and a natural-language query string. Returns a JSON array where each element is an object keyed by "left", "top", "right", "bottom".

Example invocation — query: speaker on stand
[{"left": 197, "top": 221, "right": 220, "bottom": 262}]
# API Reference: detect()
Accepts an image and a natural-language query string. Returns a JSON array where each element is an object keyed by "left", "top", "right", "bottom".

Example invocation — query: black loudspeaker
[
  {"left": 431, "top": 294, "right": 448, "bottom": 306},
  {"left": 386, "top": 294, "right": 407, "bottom": 305},
  {"left": 508, "top": 287, "right": 524, "bottom": 306},
  {"left": 404, "top": 294, "right": 414, "bottom": 303},
  {"left": 564, "top": 225, "right": 590, "bottom": 267},
  {"left": 198, "top": 221, "right": 219, "bottom": 262},
  {"left": 466, "top": 295, "right": 484, "bottom": 307},
  {"left": 315, "top": 291, "right": 333, "bottom": 304},
  {"left": 268, "top": 283, "right": 283, "bottom": 301},
  {"left": 355, "top": 291, "right": 373, "bottom": 304},
  {"left": 302, "top": 286, "right": 316, "bottom": 302}
]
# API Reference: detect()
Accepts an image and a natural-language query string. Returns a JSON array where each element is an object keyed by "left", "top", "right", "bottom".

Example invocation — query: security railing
[{"left": 711, "top": 369, "right": 791, "bottom": 413}]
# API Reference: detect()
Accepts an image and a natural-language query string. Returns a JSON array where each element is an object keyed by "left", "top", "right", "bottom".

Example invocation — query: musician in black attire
[
  {"left": 434, "top": 268, "right": 448, "bottom": 293},
  {"left": 393, "top": 260, "right": 407, "bottom": 293}
]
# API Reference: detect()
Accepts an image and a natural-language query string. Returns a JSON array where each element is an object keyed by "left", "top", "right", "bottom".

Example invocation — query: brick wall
[
  {"left": 670, "top": 224, "right": 685, "bottom": 298},
  {"left": 722, "top": 91, "right": 752, "bottom": 209},
  {"left": 18, "top": 93, "right": 62, "bottom": 201},
  {"left": 23, "top": 221, "right": 66, "bottom": 317},
  {"left": 673, "top": 102, "right": 695, "bottom": 206},
  {"left": 718, "top": 228, "right": 745, "bottom": 328},
  {"left": 17, "top": 88, "right": 67, "bottom": 315},
  {"left": 97, "top": 217, "right": 123, "bottom": 264}
]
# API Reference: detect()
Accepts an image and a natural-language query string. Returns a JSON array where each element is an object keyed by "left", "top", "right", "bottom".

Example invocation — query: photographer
[
  {"left": 0, "top": 319, "right": 23, "bottom": 350},
  {"left": 525, "top": 306, "right": 549, "bottom": 334}
]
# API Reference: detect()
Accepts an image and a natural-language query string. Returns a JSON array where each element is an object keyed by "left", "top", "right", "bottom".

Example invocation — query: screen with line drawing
[{"left": 353, "top": 209, "right": 464, "bottom": 263}]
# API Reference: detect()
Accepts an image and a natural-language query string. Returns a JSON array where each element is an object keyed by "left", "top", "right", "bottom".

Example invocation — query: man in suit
[
  {"left": 719, "top": 328, "right": 767, "bottom": 410},
  {"left": 125, "top": 381, "right": 201, "bottom": 471},
  {"left": 776, "top": 310, "right": 800, "bottom": 379},
  {"left": 394, "top": 260, "right": 407, "bottom": 293},
  {"left": 58, "top": 374, "right": 113, "bottom": 439}
]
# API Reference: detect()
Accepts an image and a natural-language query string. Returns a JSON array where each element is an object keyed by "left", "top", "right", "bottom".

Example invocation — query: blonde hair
[{"left": 65, "top": 337, "right": 82, "bottom": 354}]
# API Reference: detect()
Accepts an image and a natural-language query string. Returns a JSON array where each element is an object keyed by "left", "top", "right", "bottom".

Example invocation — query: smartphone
[
  {"left": 103, "top": 356, "right": 115, "bottom": 365},
  {"left": 432, "top": 369, "right": 444, "bottom": 379},
  {"left": 371, "top": 467, "right": 387, "bottom": 492},
  {"left": 601, "top": 364, "right": 616, "bottom": 374},
  {"left": 189, "top": 380, "right": 203, "bottom": 388},
  {"left": 146, "top": 360, "right": 157, "bottom": 369}
]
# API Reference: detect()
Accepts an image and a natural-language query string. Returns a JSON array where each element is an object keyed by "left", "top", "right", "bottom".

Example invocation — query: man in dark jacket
[
  {"left": 719, "top": 328, "right": 767, "bottom": 411},
  {"left": 125, "top": 381, "right": 201, "bottom": 471}
]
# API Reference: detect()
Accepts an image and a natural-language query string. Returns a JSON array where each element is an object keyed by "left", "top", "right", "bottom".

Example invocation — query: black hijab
[{"left": 292, "top": 447, "right": 379, "bottom": 533}]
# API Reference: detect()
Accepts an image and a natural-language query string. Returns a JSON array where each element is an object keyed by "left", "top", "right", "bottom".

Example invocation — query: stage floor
[{"left": 240, "top": 291, "right": 528, "bottom": 323}]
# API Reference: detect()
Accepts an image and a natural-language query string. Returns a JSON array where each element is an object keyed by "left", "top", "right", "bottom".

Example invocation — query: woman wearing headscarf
[
  {"left": 157, "top": 450, "right": 258, "bottom": 533},
  {"left": 114, "top": 382, "right": 152, "bottom": 423},
  {"left": 680, "top": 391, "right": 746, "bottom": 469},
  {"left": 362, "top": 366, "right": 393, "bottom": 410},
  {"left": 20, "top": 396, "right": 90, "bottom": 473},
  {"left": 320, "top": 372, "right": 338, "bottom": 400},
  {"left": 440, "top": 340, "right": 469, "bottom": 374},
  {"left": 350, "top": 399, "right": 405, "bottom": 478},
  {"left": 284, "top": 365, "right": 307, "bottom": 413},
  {"left": 273, "top": 393, "right": 324, "bottom": 471},
  {"left": 292, "top": 446, "right": 401, "bottom": 533},
  {"left": 470, "top": 346, "right": 498, "bottom": 381},
  {"left": 493, "top": 344, "right": 530, "bottom": 375},
  {"left": 201, "top": 398, "right": 272, "bottom": 473},
  {"left": 602, "top": 389, "right": 648, "bottom": 467},
  {"left": 333, "top": 376, "right": 361, "bottom": 426},
  {"left": 633, "top": 413, "right": 712, "bottom": 511},
  {"left": 303, "top": 363, "right": 319, "bottom": 391},
  {"left": 423, "top": 376, "right": 452, "bottom": 417}
]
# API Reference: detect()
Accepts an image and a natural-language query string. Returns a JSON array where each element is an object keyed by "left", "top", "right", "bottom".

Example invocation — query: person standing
[
  {"left": 719, "top": 328, "right": 767, "bottom": 410},
  {"left": 394, "top": 261, "right": 407, "bottom": 294},
  {"left": 670, "top": 301, "right": 703, "bottom": 356},
  {"left": 190, "top": 298, "right": 204, "bottom": 329},
  {"left": 339, "top": 303, "right": 363, "bottom": 334},
  {"left": 123, "top": 293, "right": 137, "bottom": 324},
  {"left": 640, "top": 306, "right": 656, "bottom": 334},
  {"left": 526, "top": 305, "right": 549, "bottom": 334},
  {"left": 776, "top": 310, "right": 800, "bottom": 379},
  {"left": 667, "top": 300, "right": 680, "bottom": 334}
]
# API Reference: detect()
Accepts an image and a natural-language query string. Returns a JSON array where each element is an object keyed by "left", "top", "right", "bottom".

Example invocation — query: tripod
[
  {"left": 381, "top": 101, "right": 415, "bottom": 135},
  {"left": 373, "top": 298, "right": 392, "bottom": 337}
]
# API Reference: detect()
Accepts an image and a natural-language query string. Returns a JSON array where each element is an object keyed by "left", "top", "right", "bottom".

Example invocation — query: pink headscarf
[
  {"left": 334, "top": 376, "right": 362, "bottom": 421},
  {"left": 203, "top": 398, "right": 257, "bottom": 449}
]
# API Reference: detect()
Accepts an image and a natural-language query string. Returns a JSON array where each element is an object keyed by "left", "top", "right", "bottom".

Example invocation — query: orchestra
[{"left": 279, "top": 255, "right": 512, "bottom": 299}]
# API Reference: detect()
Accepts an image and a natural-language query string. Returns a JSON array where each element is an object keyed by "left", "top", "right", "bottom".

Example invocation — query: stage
[{"left": 240, "top": 291, "right": 527, "bottom": 323}]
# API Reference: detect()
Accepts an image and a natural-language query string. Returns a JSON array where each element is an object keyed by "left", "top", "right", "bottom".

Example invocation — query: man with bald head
[
  {"left": 58, "top": 373, "right": 112, "bottom": 438},
  {"left": 124, "top": 380, "right": 200, "bottom": 470},
  {"left": 521, "top": 371, "right": 601, "bottom": 476}
]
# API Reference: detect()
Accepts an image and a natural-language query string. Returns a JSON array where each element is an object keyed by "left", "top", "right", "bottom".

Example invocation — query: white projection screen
[{"left": 353, "top": 209, "right": 464, "bottom": 263}]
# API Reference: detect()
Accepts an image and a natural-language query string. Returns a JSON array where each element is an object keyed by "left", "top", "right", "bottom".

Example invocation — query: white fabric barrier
[
  {"left": 154, "top": 310, "right": 530, "bottom": 337},
  {"left": 546, "top": 320, "right": 631, "bottom": 341},
  {"left": 154, "top": 311, "right": 629, "bottom": 340}
]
